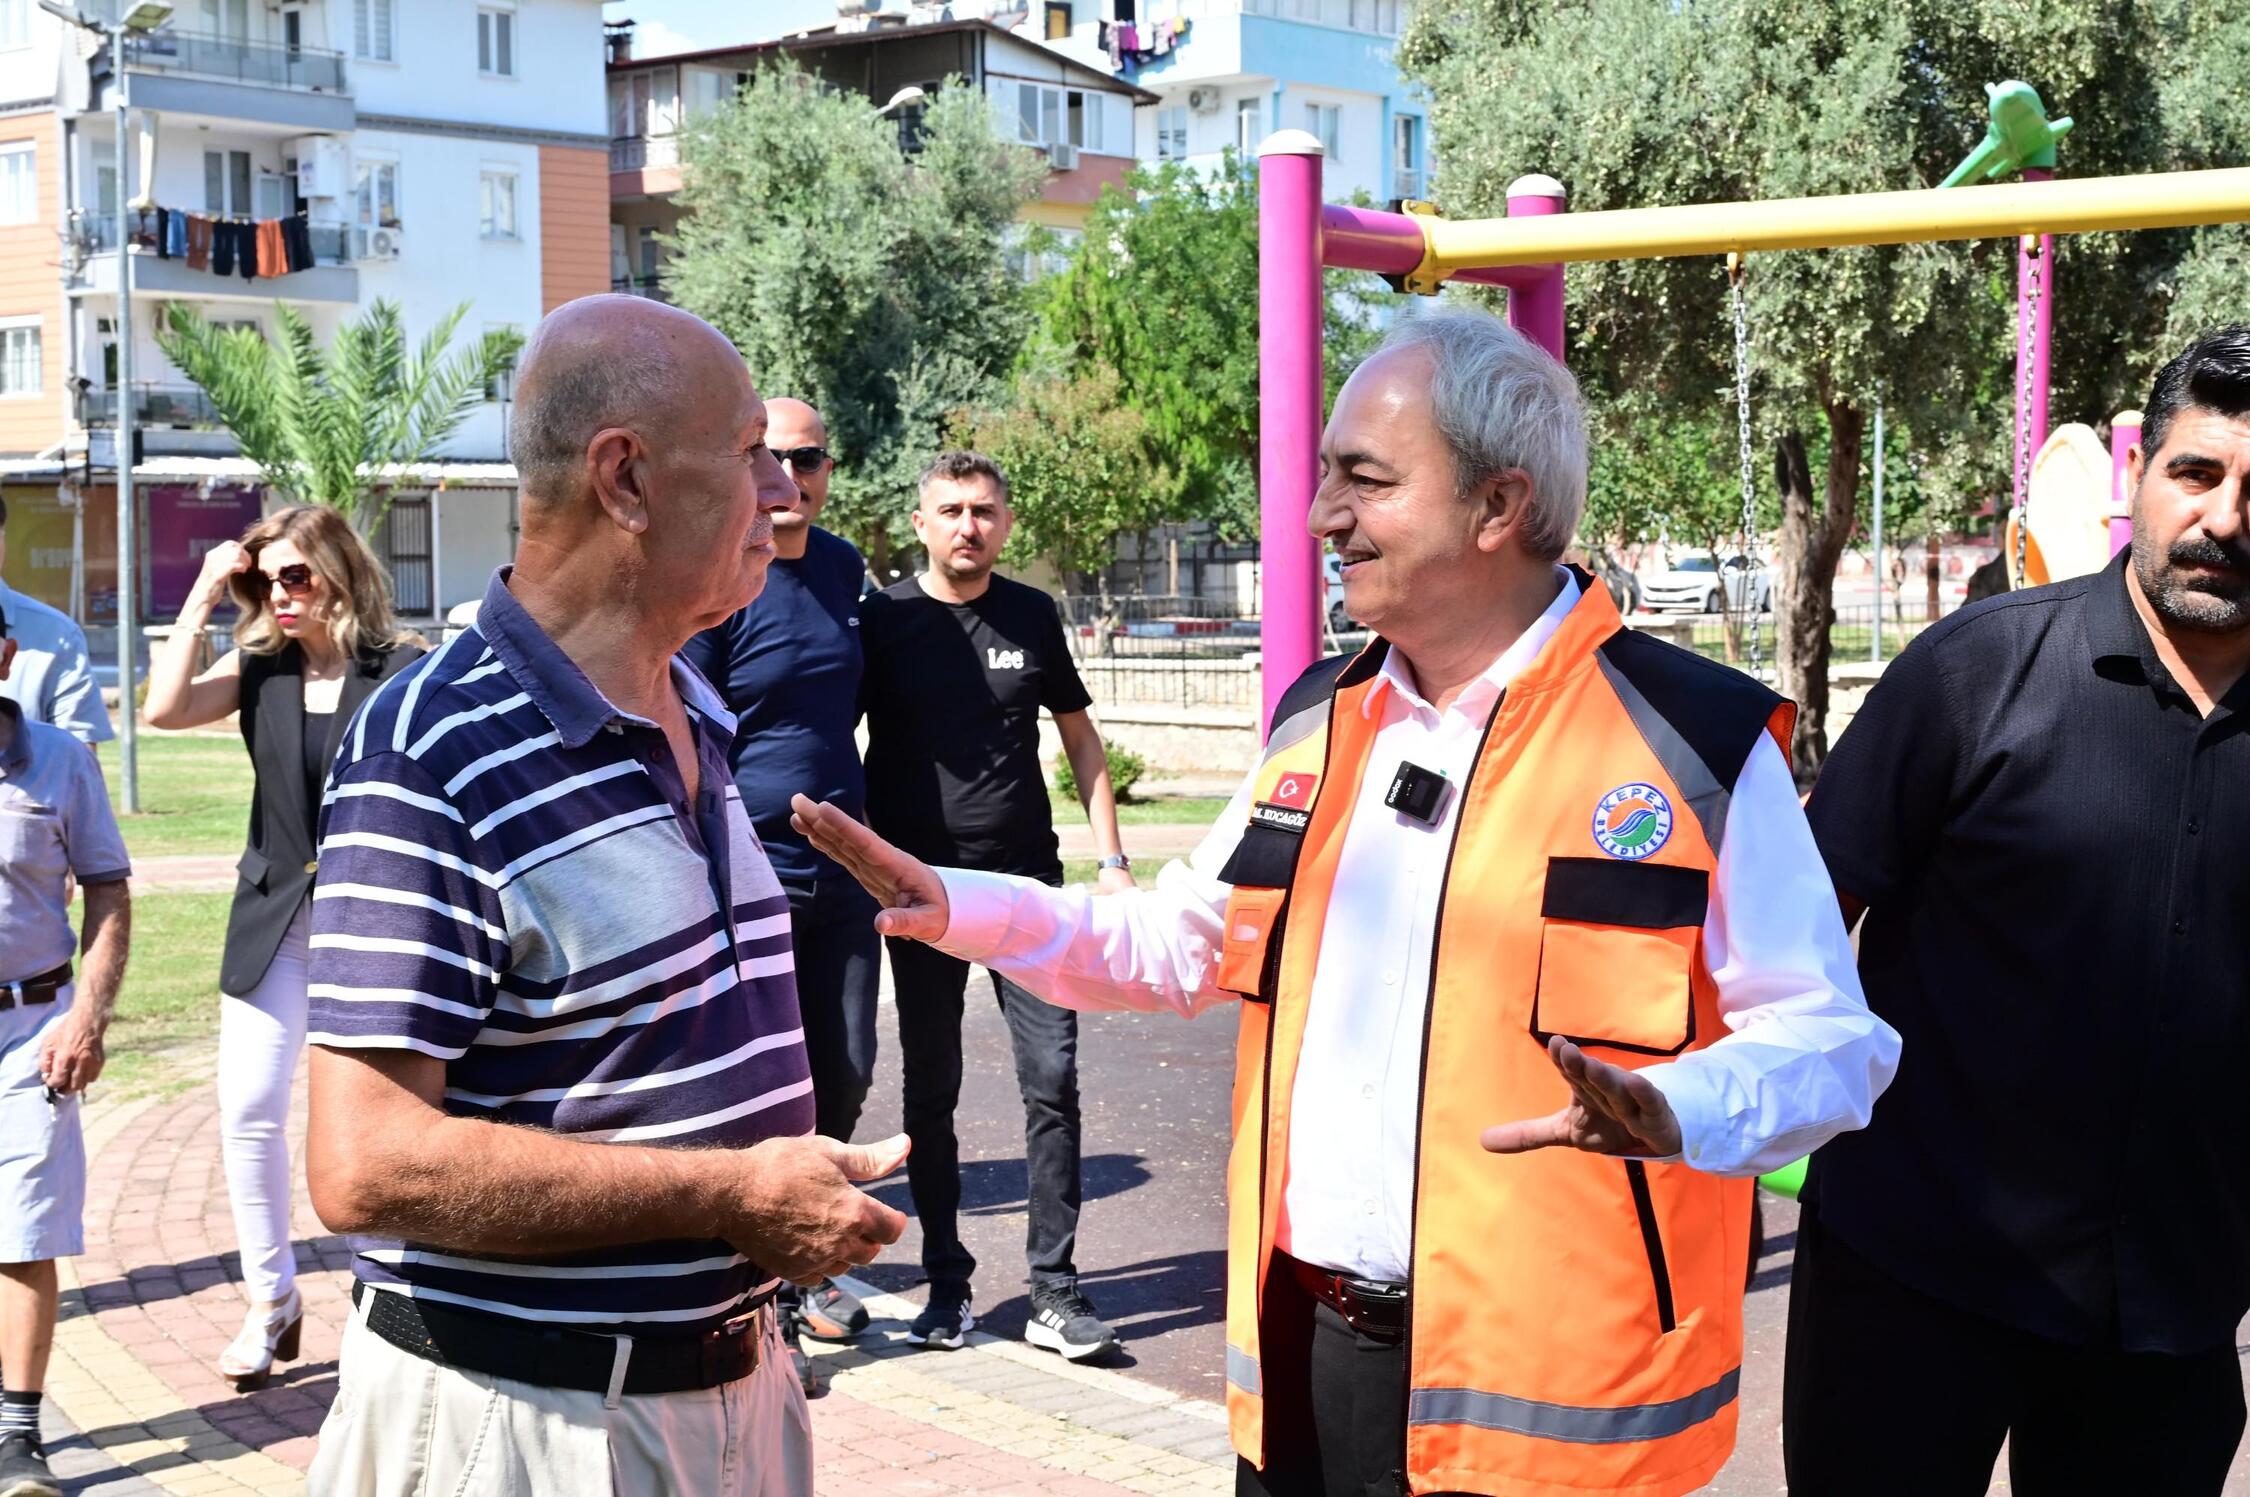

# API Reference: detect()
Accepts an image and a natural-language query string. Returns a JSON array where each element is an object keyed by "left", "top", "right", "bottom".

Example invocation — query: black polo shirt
[{"left": 1805, "top": 551, "right": 2250, "bottom": 1355}]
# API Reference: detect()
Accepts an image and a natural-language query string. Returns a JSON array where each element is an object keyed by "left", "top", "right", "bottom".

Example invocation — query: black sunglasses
[
  {"left": 249, "top": 563, "right": 315, "bottom": 596},
  {"left": 775, "top": 446, "right": 830, "bottom": 471}
]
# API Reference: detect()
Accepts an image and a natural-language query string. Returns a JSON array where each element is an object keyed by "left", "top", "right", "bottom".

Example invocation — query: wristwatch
[{"left": 1097, "top": 854, "right": 1133, "bottom": 872}]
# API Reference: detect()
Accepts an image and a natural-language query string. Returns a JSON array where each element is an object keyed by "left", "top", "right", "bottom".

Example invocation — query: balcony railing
[
  {"left": 609, "top": 135, "right": 681, "bottom": 173},
  {"left": 123, "top": 28, "right": 348, "bottom": 93},
  {"left": 78, "top": 383, "right": 223, "bottom": 429},
  {"left": 611, "top": 275, "right": 672, "bottom": 303},
  {"left": 1394, "top": 167, "right": 1425, "bottom": 201},
  {"left": 72, "top": 214, "right": 353, "bottom": 270}
]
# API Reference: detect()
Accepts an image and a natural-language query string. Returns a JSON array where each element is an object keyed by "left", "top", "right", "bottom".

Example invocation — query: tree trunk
[{"left": 1774, "top": 399, "right": 1866, "bottom": 786}]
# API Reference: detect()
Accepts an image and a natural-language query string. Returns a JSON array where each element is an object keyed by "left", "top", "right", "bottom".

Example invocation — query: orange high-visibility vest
[{"left": 1217, "top": 573, "right": 1794, "bottom": 1497}]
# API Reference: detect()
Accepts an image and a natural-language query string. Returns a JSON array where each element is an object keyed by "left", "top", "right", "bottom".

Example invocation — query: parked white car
[
  {"left": 1638, "top": 551, "right": 1773, "bottom": 614},
  {"left": 1325, "top": 552, "right": 1352, "bottom": 631}
]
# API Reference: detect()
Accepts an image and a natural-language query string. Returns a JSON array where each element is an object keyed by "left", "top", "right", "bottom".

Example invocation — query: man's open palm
[
  {"left": 790, "top": 795, "right": 950, "bottom": 942},
  {"left": 1481, "top": 1037, "right": 1683, "bottom": 1159}
]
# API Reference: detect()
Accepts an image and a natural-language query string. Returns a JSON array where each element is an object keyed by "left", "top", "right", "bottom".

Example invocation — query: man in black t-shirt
[{"left": 859, "top": 451, "right": 1134, "bottom": 1363}]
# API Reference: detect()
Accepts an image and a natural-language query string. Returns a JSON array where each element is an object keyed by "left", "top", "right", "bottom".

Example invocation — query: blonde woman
[{"left": 146, "top": 504, "right": 423, "bottom": 1389}]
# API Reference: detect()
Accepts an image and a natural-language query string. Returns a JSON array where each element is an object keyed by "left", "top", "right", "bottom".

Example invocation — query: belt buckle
[{"left": 720, "top": 1303, "right": 763, "bottom": 1338}]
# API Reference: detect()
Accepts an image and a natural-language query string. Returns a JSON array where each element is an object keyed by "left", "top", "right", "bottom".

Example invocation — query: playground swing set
[
  {"left": 1251, "top": 79, "right": 2250, "bottom": 724},
  {"left": 1248, "top": 81, "right": 2250, "bottom": 1203}
]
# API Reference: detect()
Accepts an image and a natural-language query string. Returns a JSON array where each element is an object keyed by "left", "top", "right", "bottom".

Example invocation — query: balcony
[
  {"left": 107, "top": 29, "right": 354, "bottom": 133},
  {"left": 1394, "top": 167, "right": 1425, "bottom": 201},
  {"left": 611, "top": 275, "right": 672, "bottom": 303},
  {"left": 77, "top": 383, "right": 223, "bottom": 429},
  {"left": 610, "top": 135, "right": 681, "bottom": 173},
  {"left": 68, "top": 216, "right": 359, "bottom": 304}
]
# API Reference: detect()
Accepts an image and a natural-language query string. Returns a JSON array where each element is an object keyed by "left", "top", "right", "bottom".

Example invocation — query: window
[
  {"left": 200, "top": 0, "right": 249, "bottom": 39},
  {"left": 0, "top": 321, "right": 41, "bottom": 397},
  {"left": 354, "top": 159, "right": 398, "bottom": 228},
  {"left": 0, "top": 143, "right": 32, "bottom": 225},
  {"left": 96, "top": 164, "right": 116, "bottom": 218},
  {"left": 477, "top": 8, "right": 515, "bottom": 78},
  {"left": 1044, "top": 1, "right": 1072, "bottom": 39},
  {"left": 0, "top": 0, "right": 31, "bottom": 50},
  {"left": 682, "top": 68, "right": 737, "bottom": 120},
  {"left": 1016, "top": 83, "right": 1103, "bottom": 152},
  {"left": 478, "top": 170, "right": 517, "bottom": 240},
  {"left": 1305, "top": 102, "right": 1340, "bottom": 159},
  {"left": 204, "top": 149, "right": 253, "bottom": 216},
  {"left": 608, "top": 69, "right": 679, "bottom": 139},
  {"left": 636, "top": 224, "right": 662, "bottom": 280},
  {"left": 354, "top": 0, "right": 394, "bottom": 61},
  {"left": 1156, "top": 105, "right": 1187, "bottom": 161},
  {"left": 482, "top": 322, "right": 521, "bottom": 400},
  {"left": 1235, "top": 97, "right": 1263, "bottom": 155},
  {"left": 1393, "top": 113, "right": 1422, "bottom": 196},
  {"left": 376, "top": 496, "right": 433, "bottom": 615}
]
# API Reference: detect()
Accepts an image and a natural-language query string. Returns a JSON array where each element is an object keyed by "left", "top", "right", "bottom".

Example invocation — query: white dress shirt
[{"left": 933, "top": 570, "right": 1899, "bottom": 1282}]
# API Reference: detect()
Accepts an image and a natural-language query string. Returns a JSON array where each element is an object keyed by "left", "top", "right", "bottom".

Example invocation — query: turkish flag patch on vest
[{"left": 1270, "top": 773, "right": 1318, "bottom": 809}]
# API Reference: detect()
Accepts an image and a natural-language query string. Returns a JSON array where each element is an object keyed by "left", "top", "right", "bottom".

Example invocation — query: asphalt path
[{"left": 848, "top": 959, "right": 2250, "bottom": 1492}]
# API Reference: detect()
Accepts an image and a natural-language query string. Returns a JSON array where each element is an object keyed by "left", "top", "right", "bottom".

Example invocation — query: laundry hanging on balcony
[{"left": 131, "top": 206, "right": 318, "bottom": 280}]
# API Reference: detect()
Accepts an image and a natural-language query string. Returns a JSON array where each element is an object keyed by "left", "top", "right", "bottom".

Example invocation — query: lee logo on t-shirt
[{"left": 987, "top": 646, "right": 1027, "bottom": 670}]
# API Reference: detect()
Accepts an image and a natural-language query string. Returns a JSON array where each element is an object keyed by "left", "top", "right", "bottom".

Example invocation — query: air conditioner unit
[
  {"left": 1187, "top": 87, "right": 1223, "bottom": 114},
  {"left": 1047, "top": 140, "right": 1079, "bottom": 170},
  {"left": 361, "top": 225, "right": 403, "bottom": 260},
  {"left": 289, "top": 135, "right": 349, "bottom": 200}
]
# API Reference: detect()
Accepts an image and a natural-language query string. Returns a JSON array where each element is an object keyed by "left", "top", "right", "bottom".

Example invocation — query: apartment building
[
  {"left": 605, "top": 13, "right": 1155, "bottom": 301},
  {"left": 1009, "top": 0, "right": 1424, "bottom": 206},
  {"left": 0, "top": 0, "right": 608, "bottom": 641}
]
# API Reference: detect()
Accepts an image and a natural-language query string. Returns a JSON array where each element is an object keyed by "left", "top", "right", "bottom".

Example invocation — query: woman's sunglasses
[{"left": 248, "top": 563, "right": 316, "bottom": 597}]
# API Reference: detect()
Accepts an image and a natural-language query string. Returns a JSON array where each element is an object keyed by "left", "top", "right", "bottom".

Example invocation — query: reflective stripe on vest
[{"left": 1220, "top": 573, "right": 1792, "bottom": 1497}]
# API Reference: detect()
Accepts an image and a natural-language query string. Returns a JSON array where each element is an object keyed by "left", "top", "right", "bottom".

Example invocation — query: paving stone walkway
[{"left": 40, "top": 1065, "right": 1236, "bottom": 1496}]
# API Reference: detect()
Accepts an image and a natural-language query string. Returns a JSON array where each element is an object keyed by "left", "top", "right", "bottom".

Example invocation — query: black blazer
[{"left": 220, "top": 639, "right": 422, "bottom": 996}]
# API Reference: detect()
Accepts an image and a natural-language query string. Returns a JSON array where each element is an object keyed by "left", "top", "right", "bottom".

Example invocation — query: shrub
[{"left": 1052, "top": 742, "right": 1147, "bottom": 805}]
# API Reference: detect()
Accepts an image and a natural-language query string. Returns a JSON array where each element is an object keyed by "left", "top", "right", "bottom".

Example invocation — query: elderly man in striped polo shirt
[{"left": 301, "top": 296, "right": 911, "bottom": 1496}]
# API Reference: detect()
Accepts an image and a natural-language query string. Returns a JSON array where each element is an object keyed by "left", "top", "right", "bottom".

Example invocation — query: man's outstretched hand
[
  {"left": 1481, "top": 1036, "right": 1683, "bottom": 1159},
  {"left": 790, "top": 795, "right": 950, "bottom": 943}
]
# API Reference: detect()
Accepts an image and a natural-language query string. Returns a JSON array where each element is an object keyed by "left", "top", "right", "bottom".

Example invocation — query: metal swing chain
[
  {"left": 2013, "top": 240, "right": 2043, "bottom": 590},
  {"left": 1729, "top": 256, "right": 1762, "bottom": 681}
]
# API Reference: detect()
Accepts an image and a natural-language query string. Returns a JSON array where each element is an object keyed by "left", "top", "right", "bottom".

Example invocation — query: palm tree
[{"left": 157, "top": 299, "right": 521, "bottom": 534}]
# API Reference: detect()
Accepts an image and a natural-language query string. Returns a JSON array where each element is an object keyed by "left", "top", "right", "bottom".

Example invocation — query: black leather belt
[
  {"left": 0, "top": 963, "right": 70, "bottom": 1010},
  {"left": 351, "top": 1279, "right": 773, "bottom": 1396},
  {"left": 1285, "top": 1252, "right": 1411, "bottom": 1339}
]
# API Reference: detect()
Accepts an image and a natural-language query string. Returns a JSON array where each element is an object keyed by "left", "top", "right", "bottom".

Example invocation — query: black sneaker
[
  {"left": 0, "top": 1430, "right": 62, "bottom": 1497},
  {"left": 1026, "top": 1283, "right": 1119, "bottom": 1362},
  {"left": 796, "top": 1277, "right": 869, "bottom": 1342},
  {"left": 777, "top": 1304, "right": 824, "bottom": 1397},
  {"left": 907, "top": 1282, "right": 975, "bottom": 1350}
]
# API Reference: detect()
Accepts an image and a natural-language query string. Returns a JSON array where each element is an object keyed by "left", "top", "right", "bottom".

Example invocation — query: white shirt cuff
[
  {"left": 1636, "top": 1060, "right": 1726, "bottom": 1173},
  {"left": 932, "top": 867, "right": 1024, "bottom": 962}
]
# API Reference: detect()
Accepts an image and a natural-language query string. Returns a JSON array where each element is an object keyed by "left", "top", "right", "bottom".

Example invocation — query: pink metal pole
[
  {"left": 2109, "top": 410, "right": 2141, "bottom": 557},
  {"left": 2015, "top": 166, "right": 2056, "bottom": 522},
  {"left": 1504, "top": 175, "right": 1568, "bottom": 362},
  {"left": 1257, "top": 132, "right": 1327, "bottom": 735}
]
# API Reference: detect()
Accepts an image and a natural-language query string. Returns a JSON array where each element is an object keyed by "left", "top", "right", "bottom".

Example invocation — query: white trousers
[
  {"left": 308, "top": 1304, "right": 813, "bottom": 1496},
  {"left": 218, "top": 902, "right": 309, "bottom": 1306}
]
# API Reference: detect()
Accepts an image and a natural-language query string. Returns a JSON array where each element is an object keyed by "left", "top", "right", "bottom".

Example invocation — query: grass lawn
[
  {"left": 98, "top": 733, "right": 252, "bottom": 860},
  {"left": 1051, "top": 794, "right": 1229, "bottom": 825},
  {"left": 86, "top": 890, "right": 231, "bottom": 1093}
]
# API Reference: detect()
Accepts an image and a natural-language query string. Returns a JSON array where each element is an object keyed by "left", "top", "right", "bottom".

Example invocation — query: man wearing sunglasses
[{"left": 684, "top": 397, "right": 878, "bottom": 1393}]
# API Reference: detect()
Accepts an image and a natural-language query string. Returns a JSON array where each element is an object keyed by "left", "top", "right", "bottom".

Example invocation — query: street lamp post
[{"left": 40, "top": 0, "right": 173, "bottom": 811}]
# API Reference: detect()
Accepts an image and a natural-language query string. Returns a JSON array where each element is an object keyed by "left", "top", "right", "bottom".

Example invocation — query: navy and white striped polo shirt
[{"left": 306, "top": 568, "right": 816, "bottom": 1336}]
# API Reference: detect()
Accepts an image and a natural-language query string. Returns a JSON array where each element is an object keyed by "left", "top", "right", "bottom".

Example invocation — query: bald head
[
  {"left": 508, "top": 296, "right": 748, "bottom": 506},
  {"left": 765, "top": 398, "right": 826, "bottom": 446}
]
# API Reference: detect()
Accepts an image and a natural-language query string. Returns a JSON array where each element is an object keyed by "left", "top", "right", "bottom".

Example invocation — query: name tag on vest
[{"left": 1249, "top": 802, "right": 1310, "bottom": 833}]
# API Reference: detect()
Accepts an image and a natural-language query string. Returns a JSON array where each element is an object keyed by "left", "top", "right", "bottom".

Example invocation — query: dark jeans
[
  {"left": 788, "top": 881, "right": 882, "bottom": 1143},
  {"left": 886, "top": 938, "right": 1081, "bottom": 1289},
  {"left": 1784, "top": 1208, "right": 2246, "bottom": 1496},
  {"left": 1235, "top": 1263, "right": 1434, "bottom": 1497}
]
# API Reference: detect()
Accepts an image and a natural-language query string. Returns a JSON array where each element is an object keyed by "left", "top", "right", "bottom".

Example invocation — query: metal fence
[
  {"left": 1054, "top": 594, "right": 1958, "bottom": 712},
  {"left": 124, "top": 29, "right": 348, "bottom": 92},
  {"left": 79, "top": 384, "right": 222, "bottom": 428}
]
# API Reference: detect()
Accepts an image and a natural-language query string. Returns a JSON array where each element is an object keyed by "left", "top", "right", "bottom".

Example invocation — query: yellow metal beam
[{"left": 1412, "top": 167, "right": 2250, "bottom": 285}]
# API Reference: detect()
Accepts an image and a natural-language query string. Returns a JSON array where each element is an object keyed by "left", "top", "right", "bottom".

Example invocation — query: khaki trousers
[{"left": 309, "top": 1303, "right": 811, "bottom": 1496}]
